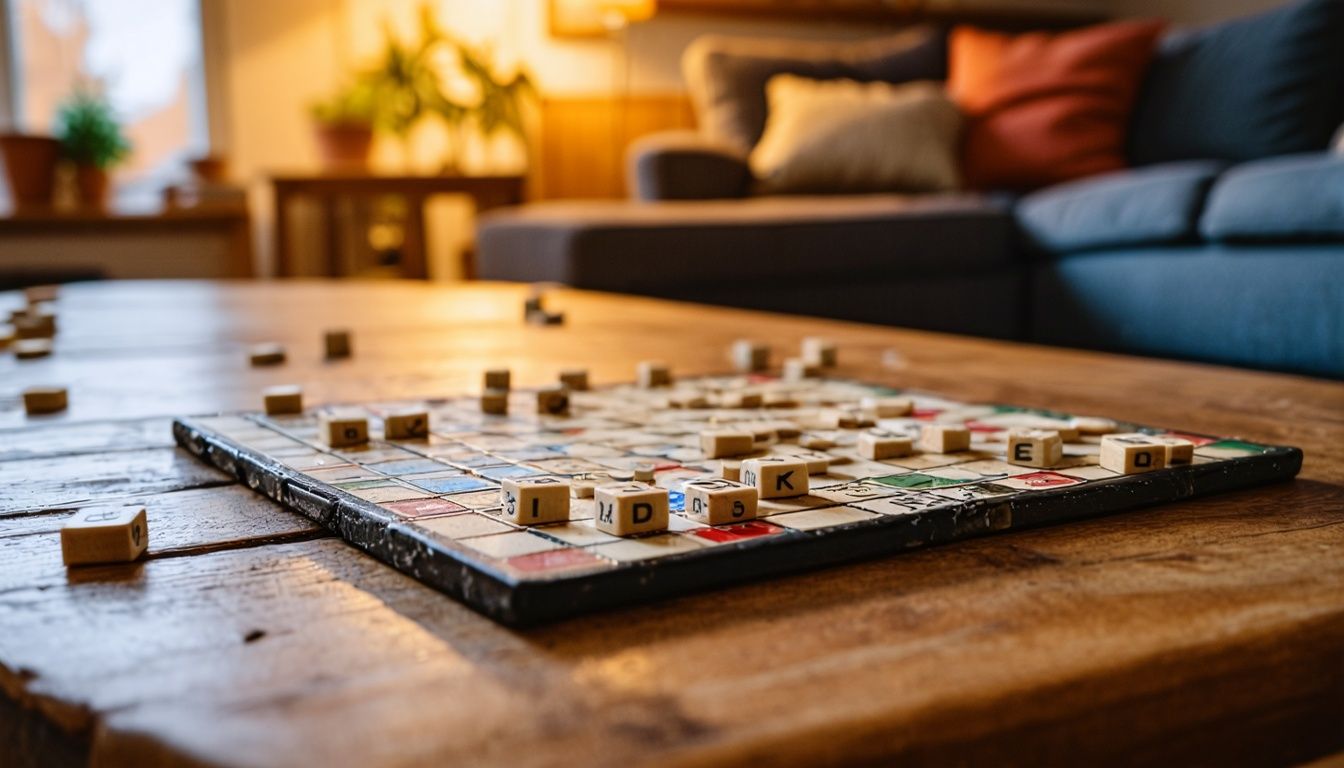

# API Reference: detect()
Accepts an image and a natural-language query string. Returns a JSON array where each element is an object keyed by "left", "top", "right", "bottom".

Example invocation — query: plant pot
[
  {"left": 313, "top": 123, "right": 373, "bottom": 173},
  {"left": 0, "top": 133, "right": 61, "bottom": 208},
  {"left": 74, "top": 164, "right": 111, "bottom": 209},
  {"left": 189, "top": 154, "right": 229, "bottom": 182}
]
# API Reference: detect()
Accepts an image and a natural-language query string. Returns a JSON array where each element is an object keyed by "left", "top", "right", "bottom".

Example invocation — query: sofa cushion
[
  {"left": 750, "top": 77, "right": 961, "bottom": 194},
  {"left": 1128, "top": 0, "right": 1344, "bottom": 166},
  {"left": 1201, "top": 154, "right": 1344, "bottom": 242},
  {"left": 949, "top": 20, "right": 1165, "bottom": 191},
  {"left": 477, "top": 195, "right": 1012, "bottom": 290},
  {"left": 682, "top": 27, "right": 947, "bottom": 155},
  {"left": 1016, "top": 161, "right": 1224, "bottom": 254}
]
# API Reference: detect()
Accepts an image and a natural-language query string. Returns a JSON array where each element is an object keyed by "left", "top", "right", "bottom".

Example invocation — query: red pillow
[{"left": 949, "top": 20, "right": 1165, "bottom": 191}]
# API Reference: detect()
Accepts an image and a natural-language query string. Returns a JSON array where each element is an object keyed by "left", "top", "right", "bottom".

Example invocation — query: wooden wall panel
[{"left": 534, "top": 95, "right": 696, "bottom": 200}]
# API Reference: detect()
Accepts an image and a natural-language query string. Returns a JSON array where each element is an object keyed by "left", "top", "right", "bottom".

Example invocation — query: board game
[{"left": 172, "top": 374, "right": 1302, "bottom": 626}]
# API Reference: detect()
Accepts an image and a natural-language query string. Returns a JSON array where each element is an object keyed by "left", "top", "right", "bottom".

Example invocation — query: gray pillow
[
  {"left": 682, "top": 27, "right": 947, "bottom": 155},
  {"left": 1201, "top": 153, "right": 1344, "bottom": 242}
]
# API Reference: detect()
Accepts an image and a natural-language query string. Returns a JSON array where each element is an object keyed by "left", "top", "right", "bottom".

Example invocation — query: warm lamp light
[{"left": 598, "top": 0, "right": 656, "bottom": 28}]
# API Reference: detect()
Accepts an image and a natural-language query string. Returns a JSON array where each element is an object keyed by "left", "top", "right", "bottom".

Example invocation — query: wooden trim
[
  {"left": 534, "top": 94, "right": 695, "bottom": 200},
  {"left": 657, "top": 0, "right": 1108, "bottom": 30}
]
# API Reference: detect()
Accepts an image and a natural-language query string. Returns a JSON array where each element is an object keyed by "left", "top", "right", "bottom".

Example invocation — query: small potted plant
[
  {"left": 55, "top": 90, "right": 131, "bottom": 208},
  {"left": 310, "top": 80, "right": 378, "bottom": 172}
]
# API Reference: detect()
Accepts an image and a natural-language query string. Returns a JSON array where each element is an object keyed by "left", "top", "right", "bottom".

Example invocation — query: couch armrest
[{"left": 627, "top": 131, "right": 752, "bottom": 201}]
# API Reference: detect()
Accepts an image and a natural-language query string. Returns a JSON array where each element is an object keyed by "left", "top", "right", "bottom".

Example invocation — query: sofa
[{"left": 478, "top": 0, "right": 1344, "bottom": 379}]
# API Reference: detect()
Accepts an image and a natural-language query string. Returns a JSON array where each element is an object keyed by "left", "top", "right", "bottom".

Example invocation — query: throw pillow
[
  {"left": 949, "top": 20, "right": 1165, "bottom": 191},
  {"left": 683, "top": 27, "right": 947, "bottom": 155},
  {"left": 1129, "top": 0, "right": 1344, "bottom": 166},
  {"left": 749, "top": 76, "right": 962, "bottom": 195}
]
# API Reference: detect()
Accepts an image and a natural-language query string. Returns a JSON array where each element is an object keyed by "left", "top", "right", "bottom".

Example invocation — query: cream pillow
[{"left": 749, "top": 75, "right": 962, "bottom": 194}]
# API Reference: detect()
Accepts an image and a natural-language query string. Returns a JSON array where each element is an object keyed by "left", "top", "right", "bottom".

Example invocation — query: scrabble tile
[
  {"left": 481, "top": 388, "right": 509, "bottom": 415},
  {"left": 14, "top": 338, "right": 52, "bottom": 359},
  {"left": 801, "top": 337, "right": 837, "bottom": 367},
  {"left": 385, "top": 410, "right": 430, "bottom": 440},
  {"left": 716, "top": 459, "right": 742, "bottom": 481},
  {"left": 321, "top": 414, "right": 369, "bottom": 447},
  {"left": 263, "top": 385, "right": 303, "bottom": 415},
  {"left": 1099, "top": 434, "right": 1168, "bottom": 474},
  {"left": 559, "top": 369, "right": 589, "bottom": 391},
  {"left": 500, "top": 476, "right": 571, "bottom": 525},
  {"left": 857, "top": 431, "right": 913, "bottom": 460},
  {"left": 1006, "top": 429, "right": 1064, "bottom": 468},
  {"left": 763, "top": 391, "right": 798, "bottom": 408},
  {"left": 917, "top": 424, "right": 971, "bottom": 454},
  {"left": 25, "top": 284, "right": 59, "bottom": 304},
  {"left": 799, "top": 434, "right": 836, "bottom": 450},
  {"left": 23, "top": 385, "right": 67, "bottom": 415},
  {"left": 668, "top": 392, "right": 710, "bottom": 409},
  {"left": 61, "top": 505, "right": 148, "bottom": 566},
  {"left": 14, "top": 308, "right": 56, "bottom": 338},
  {"left": 731, "top": 339, "right": 769, "bottom": 372},
  {"left": 782, "top": 358, "right": 819, "bottom": 382},
  {"left": 633, "top": 462, "right": 656, "bottom": 483},
  {"left": 324, "top": 329, "right": 352, "bottom": 359},
  {"left": 1071, "top": 416, "right": 1120, "bottom": 435},
  {"left": 637, "top": 361, "right": 672, "bottom": 388},
  {"left": 741, "top": 457, "right": 810, "bottom": 499},
  {"left": 0, "top": 322, "right": 14, "bottom": 349},
  {"left": 249, "top": 342, "right": 286, "bottom": 366},
  {"left": 1155, "top": 436, "right": 1195, "bottom": 464},
  {"left": 700, "top": 429, "right": 755, "bottom": 459},
  {"left": 536, "top": 385, "right": 570, "bottom": 415},
  {"left": 594, "top": 483, "right": 670, "bottom": 536},
  {"left": 683, "top": 478, "right": 758, "bottom": 525},
  {"left": 484, "top": 368, "right": 511, "bottom": 390},
  {"left": 718, "top": 391, "right": 763, "bottom": 409},
  {"left": 859, "top": 396, "right": 913, "bottom": 418}
]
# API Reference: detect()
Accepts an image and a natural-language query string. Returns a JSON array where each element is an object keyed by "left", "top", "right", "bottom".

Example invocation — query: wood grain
[
  {"left": 535, "top": 95, "right": 697, "bottom": 200},
  {"left": 0, "top": 280, "right": 1340, "bottom": 767}
]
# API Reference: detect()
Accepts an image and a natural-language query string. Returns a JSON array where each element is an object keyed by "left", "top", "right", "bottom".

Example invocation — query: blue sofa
[{"left": 478, "top": 0, "right": 1344, "bottom": 378}]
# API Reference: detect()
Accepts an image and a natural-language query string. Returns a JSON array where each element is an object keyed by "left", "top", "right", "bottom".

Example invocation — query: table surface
[{"left": 1, "top": 280, "right": 1340, "bottom": 767}]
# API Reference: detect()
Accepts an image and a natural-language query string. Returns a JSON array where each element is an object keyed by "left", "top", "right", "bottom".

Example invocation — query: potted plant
[
  {"left": 55, "top": 91, "right": 131, "bottom": 208},
  {"left": 309, "top": 79, "right": 378, "bottom": 172},
  {"left": 0, "top": 132, "right": 61, "bottom": 209}
]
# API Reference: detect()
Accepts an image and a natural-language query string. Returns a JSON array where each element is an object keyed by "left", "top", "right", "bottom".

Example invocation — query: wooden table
[
  {"left": 270, "top": 174, "right": 525, "bottom": 279},
  {"left": 1, "top": 280, "right": 1340, "bottom": 767}
]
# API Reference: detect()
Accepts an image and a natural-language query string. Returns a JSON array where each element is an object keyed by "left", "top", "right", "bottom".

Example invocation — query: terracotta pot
[
  {"left": 74, "top": 165, "right": 111, "bottom": 209},
  {"left": 189, "top": 155, "right": 229, "bottom": 182},
  {"left": 313, "top": 123, "right": 374, "bottom": 173},
  {"left": 0, "top": 133, "right": 61, "bottom": 208}
]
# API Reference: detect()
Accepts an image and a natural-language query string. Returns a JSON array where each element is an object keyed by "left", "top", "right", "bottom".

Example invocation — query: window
[{"left": 5, "top": 0, "right": 210, "bottom": 196}]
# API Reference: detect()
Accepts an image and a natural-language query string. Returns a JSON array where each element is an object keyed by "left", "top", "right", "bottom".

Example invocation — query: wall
[{"left": 1108, "top": 0, "right": 1283, "bottom": 23}]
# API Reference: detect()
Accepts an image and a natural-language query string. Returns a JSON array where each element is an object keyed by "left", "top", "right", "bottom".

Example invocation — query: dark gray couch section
[{"left": 478, "top": 195, "right": 1025, "bottom": 338}]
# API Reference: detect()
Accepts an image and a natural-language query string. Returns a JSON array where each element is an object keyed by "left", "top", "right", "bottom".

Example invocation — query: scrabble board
[{"left": 172, "top": 376, "right": 1302, "bottom": 627}]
